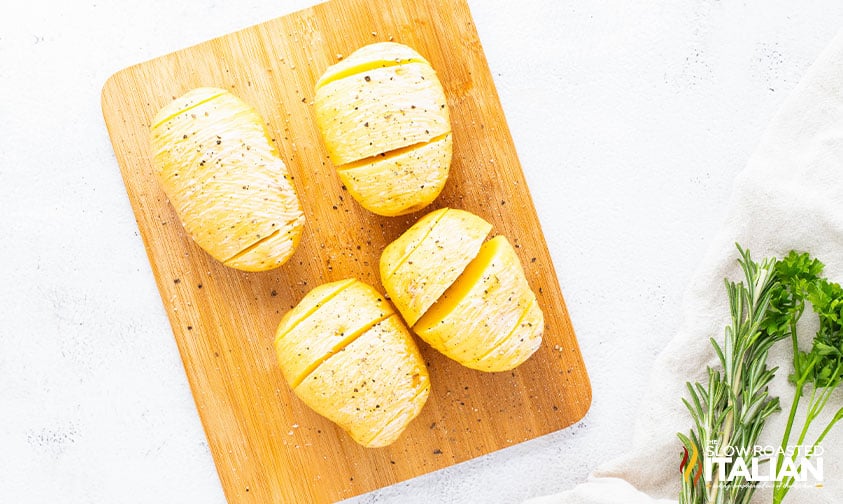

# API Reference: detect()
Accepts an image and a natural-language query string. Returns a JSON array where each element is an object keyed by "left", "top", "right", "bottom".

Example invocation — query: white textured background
[{"left": 2, "top": 1, "right": 842, "bottom": 503}]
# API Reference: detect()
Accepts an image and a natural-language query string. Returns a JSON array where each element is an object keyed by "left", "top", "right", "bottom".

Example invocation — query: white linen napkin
[{"left": 526, "top": 27, "right": 843, "bottom": 504}]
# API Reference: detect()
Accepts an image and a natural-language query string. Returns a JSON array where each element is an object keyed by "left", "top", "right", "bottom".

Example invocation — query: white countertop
[{"left": 3, "top": 1, "right": 843, "bottom": 502}]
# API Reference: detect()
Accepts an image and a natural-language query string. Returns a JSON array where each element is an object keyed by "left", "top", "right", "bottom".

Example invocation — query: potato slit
[
  {"left": 363, "top": 382, "right": 430, "bottom": 446},
  {"left": 414, "top": 234, "right": 505, "bottom": 331},
  {"left": 335, "top": 131, "right": 451, "bottom": 172},
  {"left": 381, "top": 209, "right": 449, "bottom": 281},
  {"left": 315, "top": 57, "right": 427, "bottom": 91},
  {"left": 222, "top": 228, "right": 282, "bottom": 264},
  {"left": 473, "top": 296, "right": 537, "bottom": 363},
  {"left": 151, "top": 90, "right": 227, "bottom": 129},
  {"left": 291, "top": 311, "right": 394, "bottom": 389},
  {"left": 221, "top": 209, "right": 306, "bottom": 264},
  {"left": 274, "top": 279, "right": 356, "bottom": 344}
]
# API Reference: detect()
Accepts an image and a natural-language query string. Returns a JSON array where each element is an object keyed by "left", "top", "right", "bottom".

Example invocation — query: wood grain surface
[{"left": 101, "top": 0, "right": 591, "bottom": 501}]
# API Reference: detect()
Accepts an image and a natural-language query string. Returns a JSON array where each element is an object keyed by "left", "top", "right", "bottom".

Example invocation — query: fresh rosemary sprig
[{"left": 678, "top": 246, "right": 785, "bottom": 504}]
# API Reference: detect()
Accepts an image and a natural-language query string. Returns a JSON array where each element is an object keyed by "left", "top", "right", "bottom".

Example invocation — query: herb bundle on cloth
[{"left": 525, "top": 29, "right": 843, "bottom": 504}]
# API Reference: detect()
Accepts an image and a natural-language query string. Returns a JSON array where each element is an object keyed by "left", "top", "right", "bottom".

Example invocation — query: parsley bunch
[{"left": 765, "top": 251, "right": 843, "bottom": 503}]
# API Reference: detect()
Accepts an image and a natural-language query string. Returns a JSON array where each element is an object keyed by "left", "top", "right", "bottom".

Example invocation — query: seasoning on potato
[
  {"left": 150, "top": 87, "right": 304, "bottom": 272},
  {"left": 274, "top": 278, "right": 430, "bottom": 448},
  {"left": 414, "top": 235, "right": 543, "bottom": 372},
  {"left": 380, "top": 208, "right": 492, "bottom": 326},
  {"left": 313, "top": 42, "right": 452, "bottom": 216},
  {"left": 380, "top": 208, "right": 544, "bottom": 372}
]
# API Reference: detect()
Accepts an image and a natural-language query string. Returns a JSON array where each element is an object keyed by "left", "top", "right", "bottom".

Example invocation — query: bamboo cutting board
[{"left": 101, "top": 0, "right": 591, "bottom": 502}]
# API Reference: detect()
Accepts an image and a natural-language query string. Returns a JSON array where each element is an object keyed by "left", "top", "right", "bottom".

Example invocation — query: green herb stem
[
  {"left": 679, "top": 246, "right": 782, "bottom": 504},
  {"left": 767, "top": 251, "right": 843, "bottom": 504},
  {"left": 773, "top": 356, "right": 815, "bottom": 480}
]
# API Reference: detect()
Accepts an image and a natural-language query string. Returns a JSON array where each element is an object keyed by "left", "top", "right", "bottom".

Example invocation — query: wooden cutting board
[{"left": 101, "top": 0, "right": 591, "bottom": 502}]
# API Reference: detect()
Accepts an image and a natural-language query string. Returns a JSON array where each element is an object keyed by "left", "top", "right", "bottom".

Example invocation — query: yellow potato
[
  {"left": 379, "top": 207, "right": 448, "bottom": 280},
  {"left": 380, "top": 208, "right": 492, "bottom": 326},
  {"left": 315, "top": 42, "right": 427, "bottom": 89},
  {"left": 336, "top": 134, "right": 452, "bottom": 217},
  {"left": 275, "top": 279, "right": 393, "bottom": 388},
  {"left": 472, "top": 297, "right": 544, "bottom": 372},
  {"left": 274, "top": 278, "right": 429, "bottom": 448},
  {"left": 314, "top": 42, "right": 451, "bottom": 216},
  {"left": 380, "top": 208, "right": 543, "bottom": 371},
  {"left": 150, "top": 87, "right": 304, "bottom": 271},
  {"left": 295, "top": 314, "right": 429, "bottom": 447},
  {"left": 414, "top": 235, "right": 543, "bottom": 371}
]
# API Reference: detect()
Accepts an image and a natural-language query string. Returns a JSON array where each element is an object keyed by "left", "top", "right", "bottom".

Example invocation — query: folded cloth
[{"left": 526, "top": 27, "right": 843, "bottom": 504}]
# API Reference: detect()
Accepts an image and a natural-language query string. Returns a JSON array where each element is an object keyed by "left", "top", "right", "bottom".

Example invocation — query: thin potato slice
[
  {"left": 151, "top": 87, "right": 304, "bottom": 271},
  {"left": 380, "top": 208, "right": 492, "bottom": 326},
  {"left": 223, "top": 216, "right": 304, "bottom": 270},
  {"left": 379, "top": 207, "right": 447, "bottom": 281},
  {"left": 413, "top": 235, "right": 543, "bottom": 371},
  {"left": 294, "top": 314, "right": 430, "bottom": 448},
  {"left": 314, "top": 62, "right": 450, "bottom": 166},
  {"left": 275, "top": 279, "right": 355, "bottom": 341},
  {"left": 315, "top": 42, "right": 427, "bottom": 90},
  {"left": 472, "top": 297, "right": 544, "bottom": 372},
  {"left": 337, "top": 134, "right": 452, "bottom": 217},
  {"left": 274, "top": 279, "right": 393, "bottom": 388}
]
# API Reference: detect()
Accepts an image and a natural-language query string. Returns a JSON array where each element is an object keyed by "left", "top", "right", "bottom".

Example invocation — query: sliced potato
[
  {"left": 314, "top": 42, "right": 451, "bottom": 216},
  {"left": 315, "top": 61, "right": 450, "bottom": 165},
  {"left": 151, "top": 87, "right": 304, "bottom": 271},
  {"left": 414, "top": 235, "right": 543, "bottom": 371},
  {"left": 472, "top": 297, "right": 543, "bottom": 372},
  {"left": 379, "top": 207, "right": 448, "bottom": 281},
  {"left": 380, "top": 208, "right": 544, "bottom": 372},
  {"left": 380, "top": 208, "right": 492, "bottom": 326},
  {"left": 294, "top": 314, "right": 430, "bottom": 447},
  {"left": 274, "top": 279, "right": 393, "bottom": 388},
  {"left": 274, "top": 278, "right": 355, "bottom": 341},
  {"left": 274, "top": 278, "right": 429, "bottom": 447},
  {"left": 337, "top": 133, "right": 452, "bottom": 217},
  {"left": 315, "top": 42, "right": 428, "bottom": 90}
]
